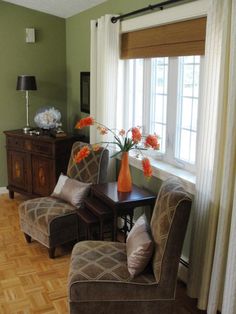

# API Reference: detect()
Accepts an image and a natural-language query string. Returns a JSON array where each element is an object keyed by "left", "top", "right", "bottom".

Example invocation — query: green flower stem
[
  {"left": 94, "top": 121, "right": 125, "bottom": 148},
  {"left": 90, "top": 121, "right": 149, "bottom": 157}
]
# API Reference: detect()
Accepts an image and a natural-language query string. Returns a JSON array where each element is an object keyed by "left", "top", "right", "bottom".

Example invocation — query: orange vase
[{"left": 117, "top": 152, "right": 132, "bottom": 192}]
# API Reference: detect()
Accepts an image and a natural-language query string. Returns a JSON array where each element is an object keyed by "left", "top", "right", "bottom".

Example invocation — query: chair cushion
[
  {"left": 126, "top": 215, "right": 153, "bottom": 278},
  {"left": 19, "top": 196, "right": 76, "bottom": 235},
  {"left": 68, "top": 241, "right": 159, "bottom": 303},
  {"left": 51, "top": 173, "right": 91, "bottom": 207}
]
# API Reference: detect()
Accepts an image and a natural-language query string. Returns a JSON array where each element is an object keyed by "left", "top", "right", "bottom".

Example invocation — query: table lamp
[{"left": 16, "top": 75, "right": 37, "bottom": 133}]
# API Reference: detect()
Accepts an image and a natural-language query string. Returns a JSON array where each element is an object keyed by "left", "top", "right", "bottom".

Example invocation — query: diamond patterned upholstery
[
  {"left": 67, "top": 142, "right": 109, "bottom": 184},
  {"left": 150, "top": 178, "right": 191, "bottom": 283},
  {"left": 18, "top": 141, "right": 109, "bottom": 258},
  {"left": 19, "top": 197, "right": 76, "bottom": 235},
  {"left": 68, "top": 178, "right": 192, "bottom": 314},
  {"left": 69, "top": 241, "right": 155, "bottom": 285}
]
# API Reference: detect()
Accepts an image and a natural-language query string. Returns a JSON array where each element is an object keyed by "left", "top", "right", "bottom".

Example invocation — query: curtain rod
[{"left": 110, "top": 0, "right": 186, "bottom": 24}]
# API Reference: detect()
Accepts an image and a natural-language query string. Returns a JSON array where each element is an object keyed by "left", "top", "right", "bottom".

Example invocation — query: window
[{"left": 118, "top": 55, "right": 204, "bottom": 173}]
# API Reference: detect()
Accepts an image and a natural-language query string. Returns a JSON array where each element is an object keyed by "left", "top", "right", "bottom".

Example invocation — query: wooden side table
[{"left": 91, "top": 182, "right": 156, "bottom": 240}]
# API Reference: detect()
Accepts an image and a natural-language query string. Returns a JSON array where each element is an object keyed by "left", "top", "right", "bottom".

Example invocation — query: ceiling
[{"left": 2, "top": 0, "right": 108, "bottom": 18}]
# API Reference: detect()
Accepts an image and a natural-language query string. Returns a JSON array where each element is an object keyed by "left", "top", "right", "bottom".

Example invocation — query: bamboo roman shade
[{"left": 121, "top": 17, "right": 207, "bottom": 59}]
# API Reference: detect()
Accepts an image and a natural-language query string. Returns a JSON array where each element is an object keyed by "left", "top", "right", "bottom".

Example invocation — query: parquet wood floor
[{"left": 0, "top": 193, "right": 206, "bottom": 314}]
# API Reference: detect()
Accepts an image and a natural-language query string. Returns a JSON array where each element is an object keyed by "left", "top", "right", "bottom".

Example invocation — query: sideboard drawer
[
  {"left": 7, "top": 137, "right": 24, "bottom": 149},
  {"left": 31, "top": 141, "right": 53, "bottom": 156}
]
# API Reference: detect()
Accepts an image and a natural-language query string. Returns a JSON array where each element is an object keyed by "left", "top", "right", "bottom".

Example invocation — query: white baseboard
[
  {"left": 0, "top": 187, "right": 8, "bottom": 195},
  {"left": 178, "top": 259, "right": 189, "bottom": 284}
]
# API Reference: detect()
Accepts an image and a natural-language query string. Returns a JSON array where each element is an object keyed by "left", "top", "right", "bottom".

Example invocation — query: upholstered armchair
[
  {"left": 68, "top": 177, "right": 192, "bottom": 314},
  {"left": 18, "top": 142, "right": 109, "bottom": 258}
]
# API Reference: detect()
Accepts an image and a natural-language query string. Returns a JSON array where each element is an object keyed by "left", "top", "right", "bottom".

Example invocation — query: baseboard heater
[{"left": 178, "top": 258, "right": 189, "bottom": 284}]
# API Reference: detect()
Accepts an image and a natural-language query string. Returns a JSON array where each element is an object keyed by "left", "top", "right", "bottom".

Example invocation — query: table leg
[
  {"left": 100, "top": 220, "right": 104, "bottom": 240},
  {"left": 129, "top": 212, "right": 134, "bottom": 231},
  {"left": 123, "top": 215, "right": 128, "bottom": 237},
  {"left": 113, "top": 214, "right": 117, "bottom": 241},
  {"left": 87, "top": 226, "right": 92, "bottom": 240}
]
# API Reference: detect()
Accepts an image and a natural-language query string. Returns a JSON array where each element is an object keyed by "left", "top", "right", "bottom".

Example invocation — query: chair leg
[
  {"left": 48, "top": 247, "right": 56, "bottom": 259},
  {"left": 87, "top": 226, "right": 92, "bottom": 240},
  {"left": 24, "top": 233, "right": 31, "bottom": 243}
]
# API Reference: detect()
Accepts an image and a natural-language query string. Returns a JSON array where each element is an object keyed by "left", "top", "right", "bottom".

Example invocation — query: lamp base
[{"left": 22, "top": 126, "right": 32, "bottom": 134}]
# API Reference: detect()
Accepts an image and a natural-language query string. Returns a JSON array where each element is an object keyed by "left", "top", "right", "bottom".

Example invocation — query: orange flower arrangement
[{"left": 74, "top": 117, "right": 160, "bottom": 179}]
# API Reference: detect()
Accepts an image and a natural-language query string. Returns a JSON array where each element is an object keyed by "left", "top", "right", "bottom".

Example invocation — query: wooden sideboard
[{"left": 4, "top": 129, "right": 84, "bottom": 199}]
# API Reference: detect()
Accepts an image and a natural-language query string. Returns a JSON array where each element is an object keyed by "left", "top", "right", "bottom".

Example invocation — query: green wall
[
  {"left": 0, "top": 1, "right": 66, "bottom": 186},
  {"left": 66, "top": 0, "right": 161, "bottom": 136}
]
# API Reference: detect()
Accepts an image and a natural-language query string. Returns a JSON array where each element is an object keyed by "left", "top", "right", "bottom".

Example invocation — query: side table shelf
[{"left": 77, "top": 182, "right": 156, "bottom": 241}]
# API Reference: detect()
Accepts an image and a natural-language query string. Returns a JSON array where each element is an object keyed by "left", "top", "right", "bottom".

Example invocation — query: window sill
[{"left": 117, "top": 153, "right": 196, "bottom": 195}]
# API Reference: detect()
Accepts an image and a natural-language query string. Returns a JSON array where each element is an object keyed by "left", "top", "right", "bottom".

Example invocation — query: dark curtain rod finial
[
  {"left": 111, "top": 16, "right": 117, "bottom": 24},
  {"left": 110, "top": 0, "right": 186, "bottom": 24}
]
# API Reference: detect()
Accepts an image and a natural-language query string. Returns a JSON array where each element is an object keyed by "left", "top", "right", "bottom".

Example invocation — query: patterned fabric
[
  {"left": 69, "top": 241, "right": 156, "bottom": 285},
  {"left": 150, "top": 177, "right": 192, "bottom": 283},
  {"left": 67, "top": 142, "right": 108, "bottom": 184},
  {"left": 19, "top": 197, "right": 76, "bottom": 235}
]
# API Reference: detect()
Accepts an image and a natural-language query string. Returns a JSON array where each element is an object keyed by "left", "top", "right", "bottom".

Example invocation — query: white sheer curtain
[
  {"left": 188, "top": 0, "right": 236, "bottom": 313},
  {"left": 90, "top": 15, "right": 120, "bottom": 144},
  {"left": 90, "top": 15, "right": 120, "bottom": 180}
]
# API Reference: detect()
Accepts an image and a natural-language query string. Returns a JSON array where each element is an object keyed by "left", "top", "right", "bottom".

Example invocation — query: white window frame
[
  {"left": 174, "top": 56, "right": 205, "bottom": 172},
  {"left": 129, "top": 56, "right": 204, "bottom": 173},
  {"left": 165, "top": 57, "right": 178, "bottom": 165},
  {"left": 117, "top": 0, "right": 208, "bottom": 189}
]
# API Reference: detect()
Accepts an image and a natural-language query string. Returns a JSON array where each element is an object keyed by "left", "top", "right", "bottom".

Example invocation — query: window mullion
[
  {"left": 165, "top": 57, "right": 178, "bottom": 164},
  {"left": 132, "top": 61, "right": 136, "bottom": 125},
  {"left": 143, "top": 59, "right": 151, "bottom": 135},
  {"left": 124, "top": 60, "right": 132, "bottom": 129}
]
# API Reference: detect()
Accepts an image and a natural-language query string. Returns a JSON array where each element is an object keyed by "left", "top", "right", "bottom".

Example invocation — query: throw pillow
[
  {"left": 126, "top": 214, "right": 153, "bottom": 278},
  {"left": 51, "top": 174, "right": 91, "bottom": 207}
]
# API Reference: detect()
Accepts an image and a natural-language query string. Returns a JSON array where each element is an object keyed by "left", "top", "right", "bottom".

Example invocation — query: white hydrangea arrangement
[{"left": 34, "top": 107, "right": 61, "bottom": 129}]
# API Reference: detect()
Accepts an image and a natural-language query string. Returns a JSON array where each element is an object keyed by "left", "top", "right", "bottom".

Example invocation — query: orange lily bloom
[
  {"left": 119, "top": 128, "right": 126, "bottom": 136},
  {"left": 74, "top": 146, "right": 90, "bottom": 163},
  {"left": 97, "top": 126, "right": 108, "bottom": 135},
  {"left": 75, "top": 117, "right": 94, "bottom": 129},
  {"left": 131, "top": 127, "right": 142, "bottom": 143},
  {"left": 142, "top": 158, "right": 152, "bottom": 178},
  {"left": 92, "top": 144, "right": 100, "bottom": 152},
  {"left": 144, "top": 134, "right": 159, "bottom": 150}
]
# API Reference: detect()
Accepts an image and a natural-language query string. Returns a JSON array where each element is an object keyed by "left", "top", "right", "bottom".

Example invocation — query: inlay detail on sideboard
[{"left": 4, "top": 130, "right": 79, "bottom": 198}]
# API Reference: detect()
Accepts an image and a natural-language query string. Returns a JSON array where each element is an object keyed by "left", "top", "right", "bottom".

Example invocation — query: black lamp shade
[{"left": 16, "top": 75, "right": 37, "bottom": 91}]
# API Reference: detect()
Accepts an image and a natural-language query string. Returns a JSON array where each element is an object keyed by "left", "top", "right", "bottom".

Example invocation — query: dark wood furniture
[
  {"left": 4, "top": 129, "right": 81, "bottom": 199},
  {"left": 78, "top": 182, "right": 156, "bottom": 241}
]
